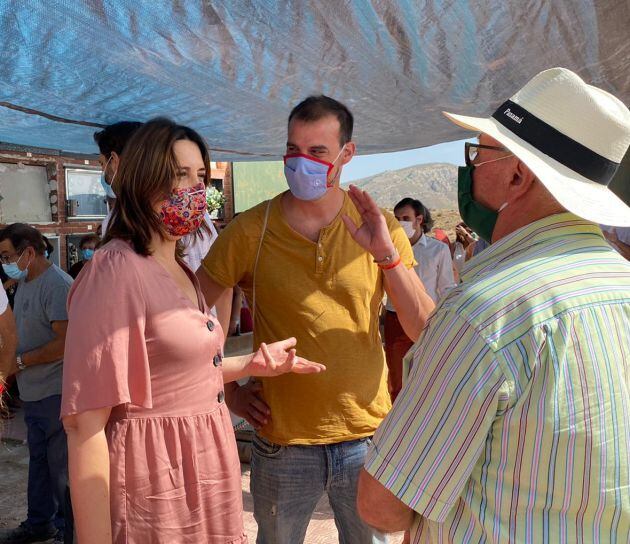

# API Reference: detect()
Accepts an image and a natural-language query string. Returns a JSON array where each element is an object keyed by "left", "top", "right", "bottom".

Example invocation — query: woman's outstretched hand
[{"left": 247, "top": 337, "right": 326, "bottom": 377}]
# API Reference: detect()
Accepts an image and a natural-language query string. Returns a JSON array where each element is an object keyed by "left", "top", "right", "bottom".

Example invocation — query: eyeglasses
[
  {"left": 0, "top": 251, "right": 22, "bottom": 265},
  {"left": 465, "top": 142, "right": 512, "bottom": 166}
]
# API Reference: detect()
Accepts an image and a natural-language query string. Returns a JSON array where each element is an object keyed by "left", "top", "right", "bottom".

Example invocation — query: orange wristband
[{"left": 378, "top": 256, "right": 402, "bottom": 270}]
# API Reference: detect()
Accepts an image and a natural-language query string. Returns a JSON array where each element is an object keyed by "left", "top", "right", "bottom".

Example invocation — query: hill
[
  {"left": 346, "top": 162, "right": 461, "bottom": 236},
  {"left": 347, "top": 162, "right": 459, "bottom": 210}
]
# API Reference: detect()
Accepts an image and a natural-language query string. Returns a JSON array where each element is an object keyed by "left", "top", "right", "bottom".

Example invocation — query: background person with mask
[
  {"left": 68, "top": 234, "right": 99, "bottom": 279},
  {"left": 384, "top": 197, "right": 456, "bottom": 401},
  {"left": 0, "top": 223, "right": 73, "bottom": 544},
  {"left": 198, "top": 95, "right": 435, "bottom": 543},
  {"left": 94, "top": 121, "right": 143, "bottom": 236}
]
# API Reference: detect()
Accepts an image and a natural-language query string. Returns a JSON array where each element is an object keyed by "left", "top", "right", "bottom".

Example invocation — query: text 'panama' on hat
[{"left": 443, "top": 67, "right": 630, "bottom": 226}]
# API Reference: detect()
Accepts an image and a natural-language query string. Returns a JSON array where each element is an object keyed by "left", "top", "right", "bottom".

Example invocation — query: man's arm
[
  {"left": 196, "top": 267, "right": 233, "bottom": 340},
  {"left": 21, "top": 320, "right": 67, "bottom": 368},
  {"left": 382, "top": 264, "right": 434, "bottom": 341},
  {"left": 357, "top": 469, "right": 414, "bottom": 532},
  {"left": 359, "top": 309, "right": 507, "bottom": 532},
  {"left": 342, "top": 185, "right": 434, "bottom": 341},
  {"left": 228, "top": 288, "right": 244, "bottom": 336},
  {"left": 0, "top": 306, "right": 18, "bottom": 379}
]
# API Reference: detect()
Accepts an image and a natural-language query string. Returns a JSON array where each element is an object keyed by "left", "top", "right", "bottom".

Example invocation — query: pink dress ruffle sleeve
[{"left": 62, "top": 239, "right": 246, "bottom": 543}]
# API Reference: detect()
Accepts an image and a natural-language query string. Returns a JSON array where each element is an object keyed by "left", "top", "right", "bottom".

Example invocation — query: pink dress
[{"left": 61, "top": 239, "right": 246, "bottom": 544}]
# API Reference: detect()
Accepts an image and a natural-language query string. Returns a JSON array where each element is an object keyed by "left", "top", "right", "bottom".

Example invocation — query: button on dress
[{"left": 61, "top": 239, "right": 246, "bottom": 543}]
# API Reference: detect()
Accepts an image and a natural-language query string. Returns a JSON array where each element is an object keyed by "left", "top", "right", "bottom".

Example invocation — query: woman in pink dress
[{"left": 61, "top": 119, "right": 324, "bottom": 544}]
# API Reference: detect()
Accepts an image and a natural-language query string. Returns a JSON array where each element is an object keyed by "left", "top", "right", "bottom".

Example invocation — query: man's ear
[
  {"left": 25, "top": 245, "right": 37, "bottom": 262},
  {"left": 341, "top": 141, "right": 356, "bottom": 165},
  {"left": 110, "top": 151, "right": 121, "bottom": 172},
  {"left": 509, "top": 160, "right": 537, "bottom": 202}
]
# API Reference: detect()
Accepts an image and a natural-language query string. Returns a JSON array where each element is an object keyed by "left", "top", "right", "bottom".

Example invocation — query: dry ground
[{"left": 1, "top": 436, "right": 403, "bottom": 543}]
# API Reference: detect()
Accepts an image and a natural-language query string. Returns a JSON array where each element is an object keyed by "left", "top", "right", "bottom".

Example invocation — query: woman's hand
[{"left": 247, "top": 337, "right": 325, "bottom": 377}]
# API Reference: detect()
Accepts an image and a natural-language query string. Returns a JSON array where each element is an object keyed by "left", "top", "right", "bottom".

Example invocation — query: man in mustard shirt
[{"left": 199, "top": 95, "right": 434, "bottom": 543}]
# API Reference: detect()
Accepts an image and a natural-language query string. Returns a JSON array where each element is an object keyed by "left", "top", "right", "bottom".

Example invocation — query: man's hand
[
  {"left": 456, "top": 224, "right": 475, "bottom": 247},
  {"left": 342, "top": 185, "right": 396, "bottom": 261},
  {"left": 247, "top": 338, "right": 326, "bottom": 377},
  {"left": 357, "top": 469, "right": 414, "bottom": 532},
  {"left": 227, "top": 381, "right": 270, "bottom": 430},
  {"left": 2, "top": 279, "right": 17, "bottom": 291}
]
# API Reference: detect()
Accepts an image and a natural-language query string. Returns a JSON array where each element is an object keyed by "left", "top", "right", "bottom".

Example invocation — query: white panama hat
[{"left": 443, "top": 67, "right": 630, "bottom": 226}]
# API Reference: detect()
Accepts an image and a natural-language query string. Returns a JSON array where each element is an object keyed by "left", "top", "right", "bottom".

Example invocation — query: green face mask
[{"left": 457, "top": 165, "right": 507, "bottom": 243}]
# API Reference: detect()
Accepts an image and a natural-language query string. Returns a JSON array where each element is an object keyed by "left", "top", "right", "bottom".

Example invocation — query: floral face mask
[{"left": 159, "top": 182, "right": 207, "bottom": 237}]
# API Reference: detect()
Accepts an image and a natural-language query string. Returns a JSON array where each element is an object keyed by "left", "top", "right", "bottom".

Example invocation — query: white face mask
[{"left": 399, "top": 220, "right": 416, "bottom": 238}]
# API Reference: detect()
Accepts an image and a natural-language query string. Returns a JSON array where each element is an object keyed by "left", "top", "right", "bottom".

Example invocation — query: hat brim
[{"left": 443, "top": 111, "right": 630, "bottom": 227}]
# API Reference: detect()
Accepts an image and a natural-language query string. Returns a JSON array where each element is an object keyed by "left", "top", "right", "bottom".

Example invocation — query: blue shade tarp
[{"left": 0, "top": 1, "right": 629, "bottom": 160}]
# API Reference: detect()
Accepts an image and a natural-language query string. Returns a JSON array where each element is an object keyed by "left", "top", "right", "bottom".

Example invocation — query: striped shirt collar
[{"left": 461, "top": 212, "right": 603, "bottom": 282}]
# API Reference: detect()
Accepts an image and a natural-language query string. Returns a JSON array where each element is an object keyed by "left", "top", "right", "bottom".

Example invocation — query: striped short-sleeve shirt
[{"left": 365, "top": 213, "right": 630, "bottom": 543}]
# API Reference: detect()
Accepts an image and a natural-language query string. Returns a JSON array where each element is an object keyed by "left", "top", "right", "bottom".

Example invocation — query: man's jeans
[
  {"left": 251, "top": 434, "right": 386, "bottom": 544},
  {"left": 23, "top": 394, "right": 73, "bottom": 542}
]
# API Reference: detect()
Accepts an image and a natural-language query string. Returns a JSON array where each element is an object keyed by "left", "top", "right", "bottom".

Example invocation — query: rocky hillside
[
  {"left": 346, "top": 162, "right": 461, "bottom": 236},
  {"left": 347, "top": 162, "right": 458, "bottom": 210}
]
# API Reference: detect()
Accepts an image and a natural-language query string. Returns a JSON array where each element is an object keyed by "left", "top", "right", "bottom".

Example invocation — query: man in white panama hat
[{"left": 356, "top": 67, "right": 630, "bottom": 543}]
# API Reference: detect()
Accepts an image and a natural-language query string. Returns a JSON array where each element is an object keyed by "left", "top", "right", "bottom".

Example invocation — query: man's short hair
[
  {"left": 288, "top": 95, "right": 354, "bottom": 145},
  {"left": 394, "top": 198, "right": 434, "bottom": 233},
  {"left": 79, "top": 234, "right": 100, "bottom": 249},
  {"left": 0, "top": 223, "right": 47, "bottom": 255},
  {"left": 93, "top": 121, "right": 143, "bottom": 157}
]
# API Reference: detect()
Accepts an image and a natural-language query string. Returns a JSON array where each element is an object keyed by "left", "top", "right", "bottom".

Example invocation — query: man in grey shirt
[{"left": 0, "top": 224, "right": 73, "bottom": 544}]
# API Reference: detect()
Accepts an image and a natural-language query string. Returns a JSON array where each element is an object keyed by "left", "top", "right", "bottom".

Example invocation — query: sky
[{"left": 341, "top": 138, "right": 468, "bottom": 184}]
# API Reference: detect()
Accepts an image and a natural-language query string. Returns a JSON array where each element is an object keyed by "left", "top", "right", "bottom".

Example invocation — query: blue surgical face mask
[
  {"left": 2, "top": 250, "right": 29, "bottom": 280},
  {"left": 100, "top": 156, "right": 117, "bottom": 199},
  {"left": 283, "top": 145, "right": 346, "bottom": 201},
  {"left": 82, "top": 248, "right": 95, "bottom": 261}
]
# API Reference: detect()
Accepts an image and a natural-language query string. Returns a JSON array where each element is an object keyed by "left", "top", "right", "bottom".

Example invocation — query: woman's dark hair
[
  {"left": 103, "top": 118, "right": 211, "bottom": 255},
  {"left": 394, "top": 198, "right": 434, "bottom": 233},
  {"left": 288, "top": 95, "right": 354, "bottom": 145},
  {"left": 0, "top": 223, "right": 47, "bottom": 255}
]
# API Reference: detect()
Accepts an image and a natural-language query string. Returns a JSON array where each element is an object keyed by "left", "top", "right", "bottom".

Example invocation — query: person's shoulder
[
  {"left": 426, "top": 235, "right": 451, "bottom": 253},
  {"left": 87, "top": 239, "right": 147, "bottom": 277},
  {"left": 378, "top": 207, "right": 405, "bottom": 233},
  {"left": 45, "top": 264, "right": 73, "bottom": 288},
  {"left": 238, "top": 195, "right": 280, "bottom": 225},
  {"left": 222, "top": 196, "right": 279, "bottom": 238},
  {"left": 97, "top": 238, "right": 139, "bottom": 259},
  {"left": 380, "top": 207, "right": 397, "bottom": 223}
]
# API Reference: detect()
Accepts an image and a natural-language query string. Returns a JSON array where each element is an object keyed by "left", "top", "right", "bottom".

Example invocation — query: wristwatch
[
  {"left": 373, "top": 249, "right": 399, "bottom": 265},
  {"left": 16, "top": 355, "right": 26, "bottom": 371}
]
